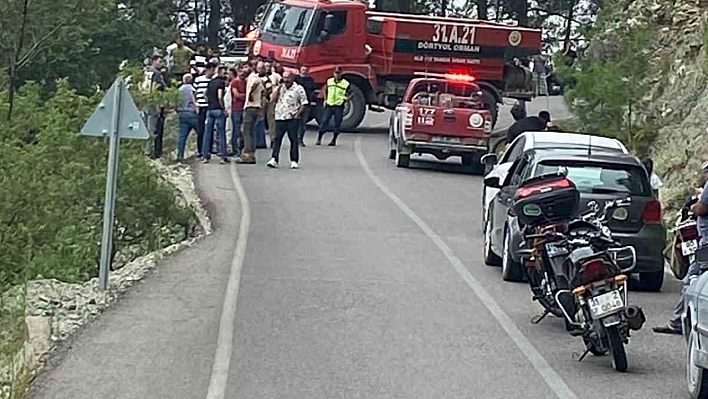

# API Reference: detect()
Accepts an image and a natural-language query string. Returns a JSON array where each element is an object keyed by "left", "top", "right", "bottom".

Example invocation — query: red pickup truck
[{"left": 388, "top": 74, "right": 493, "bottom": 173}]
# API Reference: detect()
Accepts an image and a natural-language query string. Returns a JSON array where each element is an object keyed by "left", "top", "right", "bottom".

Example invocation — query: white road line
[
  {"left": 205, "top": 164, "right": 251, "bottom": 399},
  {"left": 355, "top": 137, "right": 580, "bottom": 399}
]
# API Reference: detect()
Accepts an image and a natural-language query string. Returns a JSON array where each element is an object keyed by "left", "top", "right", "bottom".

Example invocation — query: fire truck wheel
[
  {"left": 480, "top": 89, "right": 499, "bottom": 129},
  {"left": 340, "top": 84, "right": 367, "bottom": 131},
  {"left": 462, "top": 155, "right": 485, "bottom": 175}
]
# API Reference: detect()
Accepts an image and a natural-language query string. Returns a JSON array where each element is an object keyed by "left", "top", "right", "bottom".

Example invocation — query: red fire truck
[{"left": 250, "top": 0, "right": 542, "bottom": 130}]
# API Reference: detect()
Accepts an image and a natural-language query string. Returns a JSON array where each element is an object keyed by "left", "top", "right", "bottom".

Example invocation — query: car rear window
[{"left": 533, "top": 161, "right": 651, "bottom": 197}]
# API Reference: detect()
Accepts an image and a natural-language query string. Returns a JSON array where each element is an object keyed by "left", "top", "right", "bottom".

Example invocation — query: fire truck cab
[{"left": 388, "top": 74, "right": 493, "bottom": 173}]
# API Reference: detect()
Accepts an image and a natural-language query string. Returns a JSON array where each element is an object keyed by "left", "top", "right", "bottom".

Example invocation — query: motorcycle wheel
[{"left": 607, "top": 325, "right": 628, "bottom": 372}]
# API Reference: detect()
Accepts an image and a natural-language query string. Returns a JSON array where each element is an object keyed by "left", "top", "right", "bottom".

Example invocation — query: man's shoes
[
  {"left": 235, "top": 158, "right": 256, "bottom": 164},
  {"left": 290, "top": 161, "right": 299, "bottom": 169},
  {"left": 328, "top": 141, "right": 337, "bottom": 146},
  {"left": 652, "top": 322, "right": 682, "bottom": 335},
  {"left": 220, "top": 158, "right": 230, "bottom": 164},
  {"left": 266, "top": 158, "right": 278, "bottom": 168},
  {"left": 202, "top": 158, "right": 210, "bottom": 164},
  {"left": 300, "top": 141, "right": 306, "bottom": 147}
]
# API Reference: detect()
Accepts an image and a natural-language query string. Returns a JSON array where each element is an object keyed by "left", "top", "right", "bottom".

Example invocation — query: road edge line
[
  {"left": 205, "top": 163, "right": 251, "bottom": 399},
  {"left": 354, "top": 137, "right": 579, "bottom": 399}
]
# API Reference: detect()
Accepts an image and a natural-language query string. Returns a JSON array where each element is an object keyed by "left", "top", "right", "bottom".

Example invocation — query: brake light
[
  {"left": 444, "top": 72, "right": 476, "bottom": 82},
  {"left": 516, "top": 178, "right": 572, "bottom": 199},
  {"left": 680, "top": 223, "right": 699, "bottom": 240},
  {"left": 402, "top": 107, "right": 413, "bottom": 128},
  {"left": 641, "top": 200, "right": 662, "bottom": 224},
  {"left": 582, "top": 259, "right": 608, "bottom": 281}
]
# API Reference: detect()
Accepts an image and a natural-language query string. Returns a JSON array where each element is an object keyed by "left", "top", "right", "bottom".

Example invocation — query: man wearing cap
[
  {"left": 655, "top": 162, "right": 708, "bottom": 334},
  {"left": 316, "top": 66, "right": 350, "bottom": 146}
]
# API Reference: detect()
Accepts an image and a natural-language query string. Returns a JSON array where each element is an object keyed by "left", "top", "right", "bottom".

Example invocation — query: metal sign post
[{"left": 81, "top": 76, "right": 150, "bottom": 290}]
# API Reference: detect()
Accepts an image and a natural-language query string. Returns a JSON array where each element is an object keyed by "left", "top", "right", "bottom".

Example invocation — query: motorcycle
[
  {"left": 513, "top": 172, "right": 578, "bottom": 329},
  {"left": 669, "top": 195, "right": 699, "bottom": 280},
  {"left": 554, "top": 198, "right": 646, "bottom": 372}
]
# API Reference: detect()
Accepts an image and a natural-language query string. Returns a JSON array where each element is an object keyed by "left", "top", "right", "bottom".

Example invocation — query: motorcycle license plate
[
  {"left": 682, "top": 240, "right": 698, "bottom": 256},
  {"left": 588, "top": 290, "right": 624, "bottom": 318},
  {"left": 545, "top": 243, "right": 567, "bottom": 257}
]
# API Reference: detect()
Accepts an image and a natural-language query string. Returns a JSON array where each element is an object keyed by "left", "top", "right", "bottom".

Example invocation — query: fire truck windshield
[{"left": 261, "top": 3, "right": 314, "bottom": 46}]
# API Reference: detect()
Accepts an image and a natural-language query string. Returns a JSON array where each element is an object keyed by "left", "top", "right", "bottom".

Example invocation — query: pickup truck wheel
[
  {"left": 340, "top": 85, "right": 367, "bottom": 131},
  {"left": 481, "top": 89, "right": 499, "bottom": 129},
  {"left": 395, "top": 151, "right": 410, "bottom": 168},
  {"left": 638, "top": 271, "right": 664, "bottom": 292}
]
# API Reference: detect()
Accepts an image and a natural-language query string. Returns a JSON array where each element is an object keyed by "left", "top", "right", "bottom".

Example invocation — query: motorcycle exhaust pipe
[{"left": 625, "top": 305, "right": 646, "bottom": 331}]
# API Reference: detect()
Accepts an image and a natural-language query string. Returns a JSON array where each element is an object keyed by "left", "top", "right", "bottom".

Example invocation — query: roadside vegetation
[{"left": 0, "top": 0, "right": 198, "bottom": 395}]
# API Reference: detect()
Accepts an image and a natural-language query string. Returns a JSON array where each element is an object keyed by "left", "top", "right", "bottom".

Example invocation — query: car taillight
[
  {"left": 641, "top": 200, "right": 662, "bottom": 224},
  {"left": 516, "top": 178, "right": 572, "bottom": 199},
  {"left": 582, "top": 259, "right": 608, "bottom": 281}
]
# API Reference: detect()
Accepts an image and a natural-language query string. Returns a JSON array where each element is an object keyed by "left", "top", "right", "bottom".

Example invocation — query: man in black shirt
[
  {"left": 201, "top": 68, "right": 229, "bottom": 164},
  {"left": 506, "top": 111, "right": 551, "bottom": 144},
  {"left": 295, "top": 65, "right": 317, "bottom": 146}
]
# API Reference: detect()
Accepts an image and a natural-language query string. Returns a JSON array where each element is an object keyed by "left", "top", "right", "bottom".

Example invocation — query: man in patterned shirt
[{"left": 266, "top": 71, "right": 308, "bottom": 169}]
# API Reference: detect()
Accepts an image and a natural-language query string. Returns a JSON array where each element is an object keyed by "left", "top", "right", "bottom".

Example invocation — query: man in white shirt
[
  {"left": 263, "top": 59, "right": 282, "bottom": 145},
  {"left": 266, "top": 71, "right": 308, "bottom": 169}
]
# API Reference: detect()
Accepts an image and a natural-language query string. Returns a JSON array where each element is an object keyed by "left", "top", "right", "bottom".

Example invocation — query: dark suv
[{"left": 484, "top": 147, "right": 666, "bottom": 291}]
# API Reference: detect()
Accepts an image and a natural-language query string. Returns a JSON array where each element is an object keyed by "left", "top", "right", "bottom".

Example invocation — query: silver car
[{"left": 684, "top": 269, "right": 708, "bottom": 398}]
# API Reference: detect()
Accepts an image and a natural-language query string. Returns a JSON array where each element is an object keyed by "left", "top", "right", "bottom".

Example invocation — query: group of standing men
[{"left": 174, "top": 53, "right": 352, "bottom": 169}]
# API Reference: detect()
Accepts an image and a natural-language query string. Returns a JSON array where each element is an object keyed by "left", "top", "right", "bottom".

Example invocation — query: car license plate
[
  {"left": 431, "top": 136, "right": 460, "bottom": 144},
  {"left": 545, "top": 243, "right": 567, "bottom": 257},
  {"left": 682, "top": 240, "right": 698, "bottom": 256},
  {"left": 588, "top": 290, "right": 624, "bottom": 318}
]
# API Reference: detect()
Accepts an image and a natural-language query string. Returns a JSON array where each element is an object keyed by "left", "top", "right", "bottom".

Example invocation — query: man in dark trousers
[
  {"left": 316, "top": 66, "right": 350, "bottom": 146},
  {"left": 193, "top": 62, "right": 215, "bottom": 158},
  {"left": 506, "top": 111, "right": 551, "bottom": 144},
  {"left": 266, "top": 71, "right": 308, "bottom": 169},
  {"left": 201, "top": 64, "right": 229, "bottom": 164},
  {"left": 295, "top": 65, "right": 316, "bottom": 147}
]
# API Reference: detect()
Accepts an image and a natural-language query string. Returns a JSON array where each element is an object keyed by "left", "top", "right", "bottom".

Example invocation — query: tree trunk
[
  {"left": 477, "top": 0, "right": 488, "bottom": 19},
  {"left": 208, "top": 0, "right": 220, "bottom": 49},
  {"left": 7, "top": 0, "right": 29, "bottom": 122},
  {"left": 517, "top": 0, "right": 528, "bottom": 27},
  {"left": 441, "top": 0, "right": 448, "bottom": 16},
  {"left": 564, "top": 0, "right": 576, "bottom": 46}
]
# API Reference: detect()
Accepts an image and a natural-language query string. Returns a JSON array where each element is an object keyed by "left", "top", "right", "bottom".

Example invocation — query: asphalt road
[{"left": 31, "top": 96, "right": 686, "bottom": 399}]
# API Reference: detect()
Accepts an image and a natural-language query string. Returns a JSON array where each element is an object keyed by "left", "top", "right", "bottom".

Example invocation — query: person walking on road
[
  {"left": 267, "top": 71, "right": 308, "bottom": 169},
  {"left": 654, "top": 162, "right": 708, "bottom": 335},
  {"left": 230, "top": 64, "right": 248, "bottom": 157},
  {"left": 295, "top": 65, "right": 316, "bottom": 147},
  {"left": 317, "top": 66, "right": 350, "bottom": 147},
  {"left": 202, "top": 65, "right": 229, "bottom": 164},
  {"left": 237, "top": 61, "right": 265, "bottom": 164},
  {"left": 194, "top": 62, "right": 215, "bottom": 158},
  {"left": 176, "top": 73, "right": 199, "bottom": 163}
]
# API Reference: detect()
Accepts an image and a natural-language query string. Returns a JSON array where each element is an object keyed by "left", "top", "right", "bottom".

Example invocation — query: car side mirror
[
  {"left": 481, "top": 153, "right": 498, "bottom": 165},
  {"left": 484, "top": 175, "right": 501, "bottom": 188}
]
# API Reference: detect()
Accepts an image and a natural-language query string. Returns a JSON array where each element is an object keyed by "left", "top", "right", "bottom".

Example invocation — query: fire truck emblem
[
  {"left": 508, "top": 31, "right": 522, "bottom": 47},
  {"left": 253, "top": 40, "right": 262, "bottom": 56}
]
